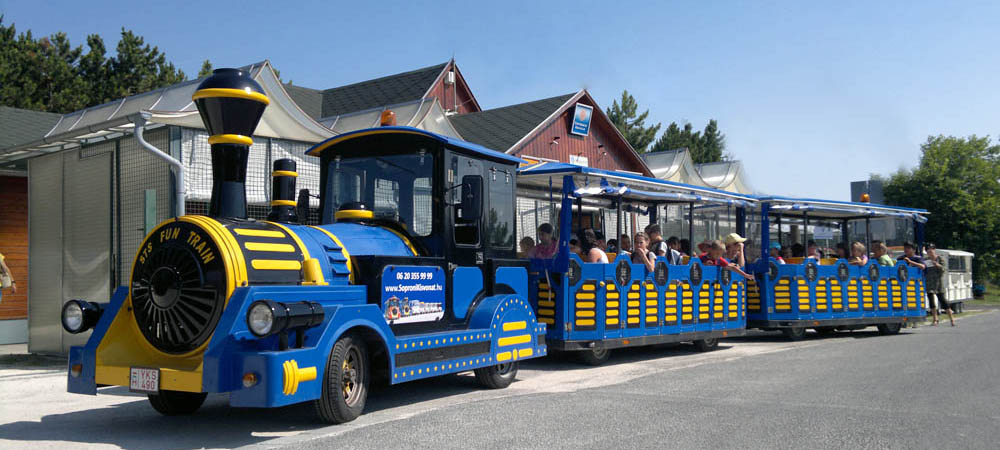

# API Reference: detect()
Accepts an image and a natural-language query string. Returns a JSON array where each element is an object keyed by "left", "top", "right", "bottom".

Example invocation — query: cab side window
[
  {"left": 453, "top": 156, "right": 482, "bottom": 246},
  {"left": 487, "top": 166, "right": 514, "bottom": 249}
]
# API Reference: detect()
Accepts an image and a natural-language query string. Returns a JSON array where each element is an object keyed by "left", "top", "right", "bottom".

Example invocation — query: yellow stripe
[
  {"left": 270, "top": 200, "right": 296, "bottom": 207},
  {"left": 336, "top": 209, "right": 374, "bottom": 220},
  {"left": 498, "top": 334, "right": 532, "bottom": 347},
  {"left": 307, "top": 129, "right": 431, "bottom": 156},
  {"left": 539, "top": 308, "right": 555, "bottom": 315},
  {"left": 252, "top": 259, "right": 302, "bottom": 270},
  {"left": 496, "top": 351, "right": 512, "bottom": 362},
  {"left": 576, "top": 292, "right": 596, "bottom": 300},
  {"left": 576, "top": 310, "right": 595, "bottom": 318},
  {"left": 502, "top": 321, "right": 527, "bottom": 331},
  {"left": 272, "top": 170, "right": 298, "bottom": 177},
  {"left": 208, "top": 134, "right": 253, "bottom": 146},
  {"left": 192, "top": 87, "right": 270, "bottom": 105},
  {"left": 309, "top": 226, "right": 354, "bottom": 283},
  {"left": 233, "top": 228, "right": 285, "bottom": 238},
  {"left": 518, "top": 348, "right": 534, "bottom": 358},
  {"left": 575, "top": 319, "right": 595, "bottom": 326},
  {"left": 539, "top": 318, "right": 554, "bottom": 324},
  {"left": 244, "top": 242, "right": 295, "bottom": 252},
  {"left": 383, "top": 227, "right": 420, "bottom": 256},
  {"left": 576, "top": 301, "right": 596, "bottom": 308},
  {"left": 627, "top": 317, "right": 640, "bottom": 324},
  {"left": 538, "top": 300, "right": 555, "bottom": 307},
  {"left": 606, "top": 318, "right": 619, "bottom": 325}
]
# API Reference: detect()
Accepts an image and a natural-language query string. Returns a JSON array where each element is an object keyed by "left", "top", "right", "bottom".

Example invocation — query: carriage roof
[{"left": 758, "top": 196, "right": 928, "bottom": 222}]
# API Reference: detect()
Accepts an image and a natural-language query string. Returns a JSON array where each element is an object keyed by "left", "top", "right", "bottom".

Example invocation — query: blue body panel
[{"left": 452, "top": 267, "right": 483, "bottom": 320}]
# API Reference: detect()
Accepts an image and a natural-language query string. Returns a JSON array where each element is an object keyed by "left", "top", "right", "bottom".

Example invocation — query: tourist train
[{"left": 61, "top": 68, "right": 927, "bottom": 423}]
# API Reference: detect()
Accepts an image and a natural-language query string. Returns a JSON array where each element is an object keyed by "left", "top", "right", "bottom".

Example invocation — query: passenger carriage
[
  {"left": 516, "top": 163, "right": 756, "bottom": 364},
  {"left": 746, "top": 197, "right": 929, "bottom": 339}
]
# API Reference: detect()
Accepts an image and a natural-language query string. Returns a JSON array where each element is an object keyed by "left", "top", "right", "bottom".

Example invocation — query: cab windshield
[{"left": 328, "top": 152, "right": 435, "bottom": 236}]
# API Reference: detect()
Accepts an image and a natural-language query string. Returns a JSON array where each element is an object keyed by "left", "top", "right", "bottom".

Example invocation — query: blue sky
[{"left": 3, "top": 1, "right": 997, "bottom": 200}]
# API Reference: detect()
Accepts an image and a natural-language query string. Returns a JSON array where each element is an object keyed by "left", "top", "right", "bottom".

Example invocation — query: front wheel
[
  {"left": 577, "top": 347, "right": 611, "bottom": 366},
  {"left": 782, "top": 327, "right": 807, "bottom": 341},
  {"left": 877, "top": 322, "right": 902, "bottom": 335},
  {"left": 474, "top": 361, "right": 519, "bottom": 389},
  {"left": 693, "top": 337, "right": 719, "bottom": 352},
  {"left": 147, "top": 390, "right": 207, "bottom": 416},
  {"left": 315, "top": 333, "right": 369, "bottom": 424}
]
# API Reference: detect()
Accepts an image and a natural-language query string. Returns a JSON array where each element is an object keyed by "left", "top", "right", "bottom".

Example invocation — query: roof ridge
[
  {"left": 456, "top": 93, "right": 576, "bottom": 117},
  {"left": 321, "top": 62, "right": 448, "bottom": 93}
]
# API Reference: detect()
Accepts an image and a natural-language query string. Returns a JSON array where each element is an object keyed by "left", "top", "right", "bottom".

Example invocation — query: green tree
[
  {"left": 606, "top": 90, "right": 661, "bottom": 153},
  {"left": 0, "top": 18, "right": 188, "bottom": 113},
  {"left": 650, "top": 119, "right": 727, "bottom": 163},
  {"left": 882, "top": 135, "right": 1000, "bottom": 283},
  {"left": 198, "top": 59, "right": 213, "bottom": 78}
]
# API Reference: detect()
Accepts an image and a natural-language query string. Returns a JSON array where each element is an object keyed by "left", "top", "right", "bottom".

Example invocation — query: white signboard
[{"left": 569, "top": 154, "right": 589, "bottom": 167}]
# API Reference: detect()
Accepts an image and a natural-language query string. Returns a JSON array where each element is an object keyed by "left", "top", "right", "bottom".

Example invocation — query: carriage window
[
  {"left": 373, "top": 179, "right": 399, "bottom": 220},
  {"left": 329, "top": 152, "right": 435, "bottom": 234},
  {"left": 487, "top": 168, "right": 514, "bottom": 249}
]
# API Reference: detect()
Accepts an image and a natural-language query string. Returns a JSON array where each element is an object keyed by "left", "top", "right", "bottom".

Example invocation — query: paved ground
[{"left": 0, "top": 311, "right": 996, "bottom": 449}]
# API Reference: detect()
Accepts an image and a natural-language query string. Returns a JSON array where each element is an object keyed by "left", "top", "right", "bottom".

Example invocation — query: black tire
[
  {"left": 782, "top": 327, "right": 807, "bottom": 341},
  {"left": 315, "top": 333, "right": 370, "bottom": 424},
  {"left": 693, "top": 337, "right": 719, "bottom": 352},
  {"left": 474, "top": 361, "right": 519, "bottom": 389},
  {"left": 147, "top": 390, "right": 207, "bottom": 416},
  {"left": 813, "top": 326, "right": 837, "bottom": 337},
  {"left": 577, "top": 347, "right": 611, "bottom": 366},
  {"left": 877, "top": 322, "right": 902, "bottom": 335}
]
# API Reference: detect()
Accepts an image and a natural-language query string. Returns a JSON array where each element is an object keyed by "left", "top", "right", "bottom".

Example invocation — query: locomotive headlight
[
  {"left": 61, "top": 300, "right": 103, "bottom": 334},
  {"left": 248, "top": 301, "right": 276, "bottom": 337}
]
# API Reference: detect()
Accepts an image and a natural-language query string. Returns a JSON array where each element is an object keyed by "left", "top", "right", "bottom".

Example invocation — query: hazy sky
[{"left": 3, "top": 1, "right": 997, "bottom": 200}]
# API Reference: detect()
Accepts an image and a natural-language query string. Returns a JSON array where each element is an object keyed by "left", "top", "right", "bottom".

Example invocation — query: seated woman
[
  {"left": 528, "top": 223, "right": 557, "bottom": 259},
  {"left": 700, "top": 240, "right": 752, "bottom": 278},
  {"left": 847, "top": 241, "right": 868, "bottom": 266},
  {"left": 581, "top": 229, "right": 609, "bottom": 263},
  {"left": 630, "top": 232, "right": 656, "bottom": 272}
]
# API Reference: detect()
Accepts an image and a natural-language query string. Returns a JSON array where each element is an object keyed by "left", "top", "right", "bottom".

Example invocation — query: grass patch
[{"left": 968, "top": 282, "right": 1000, "bottom": 306}]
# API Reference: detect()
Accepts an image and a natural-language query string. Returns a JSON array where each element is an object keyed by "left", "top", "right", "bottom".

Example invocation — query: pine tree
[
  {"left": 650, "top": 119, "right": 727, "bottom": 163},
  {"left": 606, "top": 90, "right": 661, "bottom": 153},
  {"left": 198, "top": 59, "right": 213, "bottom": 78}
]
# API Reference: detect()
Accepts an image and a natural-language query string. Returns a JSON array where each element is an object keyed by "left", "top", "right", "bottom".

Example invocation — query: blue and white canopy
[
  {"left": 759, "top": 196, "right": 928, "bottom": 223},
  {"left": 517, "top": 161, "right": 756, "bottom": 207}
]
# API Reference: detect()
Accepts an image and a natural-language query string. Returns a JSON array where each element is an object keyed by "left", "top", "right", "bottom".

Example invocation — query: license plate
[{"left": 130, "top": 367, "right": 160, "bottom": 393}]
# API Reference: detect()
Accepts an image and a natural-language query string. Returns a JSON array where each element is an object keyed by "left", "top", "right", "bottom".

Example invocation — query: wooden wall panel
[
  {"left": 425, "top": 63, "right": 480, "bottom": 114},
  {"left": 0, "top": 175, "right": 28, "bottom": 320}
]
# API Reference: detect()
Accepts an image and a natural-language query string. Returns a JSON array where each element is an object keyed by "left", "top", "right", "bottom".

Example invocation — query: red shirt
[{"left": 699, "top": 253, "right": 729, "bottom": 266}]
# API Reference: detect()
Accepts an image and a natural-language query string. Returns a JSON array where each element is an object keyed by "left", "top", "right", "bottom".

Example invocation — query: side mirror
[
  {"left": 460, "top": 175, "right": 482, "bottom": 222},
  {"left": 296, "top": 189, "right": 310, "bottom": 224}
]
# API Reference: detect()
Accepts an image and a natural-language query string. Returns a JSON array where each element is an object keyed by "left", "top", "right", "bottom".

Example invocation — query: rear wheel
[
  {"left": 474, "top": 361, "right": 519, "bottom": 389},
  {"left": 877, "top": 322, "right": 902, "bottom": 335},
  {"left": 578, "top": 347, "right": 611, "bottom": 366},
  {"left": 315, "top": 333, "right": 369, "bottom": 424},
  {"left": 782, "top": 327, "right": 807, "bottom": 341},
  {"left": 813, "top": 326, "right": 837, "bottom": 337},
  {"left": 693, "top": 337, "right": 719, "bottom": 352},
  {"left": 147, "top": 390, "right": 207, "bottom": 416}
]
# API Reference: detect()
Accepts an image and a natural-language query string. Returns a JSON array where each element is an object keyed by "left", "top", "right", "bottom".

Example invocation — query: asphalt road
[{"left": 1, "top": 312, "right": 996, "bottom": 449}]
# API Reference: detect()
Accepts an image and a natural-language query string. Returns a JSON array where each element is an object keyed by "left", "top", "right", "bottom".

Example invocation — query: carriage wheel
[
  {"left": 577, "top": 347, "right": 611, "bottom": 366},
  {"left": 877, "top": 322, "right": 902, "bottom": 335},
  {"left": 693, "top": 337, "right": 719, "bottom": 352},
  {"left": 147, "top": 390, "right": 207, "bottom": 416},
  {"left": 782, "top": 327, "right": 807, "bottom": 341},
  {"left": 315, "top": 333, "right": 369, "bottom": 424},
  {"left": 474, "top": 361, "right": 519, "bottom": 389}
]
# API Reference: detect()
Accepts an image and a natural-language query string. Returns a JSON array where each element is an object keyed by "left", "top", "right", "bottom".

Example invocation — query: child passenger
[
  {"left": 631, "top": 232, "right": 656, "bottom": 272},
  {"left": 848, "top": 241, "right": 868, "bottom": 266},
  {"left": 581, "top": 229, "right": 609, "bottom": 263},
  {"left": 700, "top": 240, "right": 752, "bottom": 278},
  {"left": 871, "top": 240, "right": 895, "bottom": 266}
]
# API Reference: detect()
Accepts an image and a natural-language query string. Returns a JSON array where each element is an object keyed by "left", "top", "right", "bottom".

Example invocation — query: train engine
[{"left": 62, "top": 68, "right": 546, "bottom": 424}]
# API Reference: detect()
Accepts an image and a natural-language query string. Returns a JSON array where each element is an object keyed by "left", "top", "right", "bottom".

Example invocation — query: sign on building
[
  {"left": 570, "top": 154, "right": 589, "bottom": 167},
  {"left": 570, "top": 103, "right": 593, "bottom": 136}
]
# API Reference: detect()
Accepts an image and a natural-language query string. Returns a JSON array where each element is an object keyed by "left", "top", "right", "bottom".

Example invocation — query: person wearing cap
[
  {"left": 723, "top": 233, "right": 747, "bottom": 268},
  {"left": 528, "top": 223, "right": 557, "bottom": 259},
  {"left": 700, "top": 240, "right": 752, "bottom": 278},
  {"left": 769, "top": 241, "right": 785, "bottom": 264}
]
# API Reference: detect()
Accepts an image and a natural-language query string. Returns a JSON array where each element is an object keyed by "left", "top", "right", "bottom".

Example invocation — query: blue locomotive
[{"left": 61, "top": 68, "right": 546, "bottom": 424}]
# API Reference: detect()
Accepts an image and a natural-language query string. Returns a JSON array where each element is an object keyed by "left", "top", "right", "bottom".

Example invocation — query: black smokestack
[
  {"left": 267, "top": 158, "right": 298, "bottom": 223},
  {"left": 192, "top": 68, "right": 269, "bottom": 218}
]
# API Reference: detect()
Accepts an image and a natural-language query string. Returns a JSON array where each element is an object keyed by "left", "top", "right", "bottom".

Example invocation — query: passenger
[
  {"left": 700, "top": 240, "right": 752, "bottom": 278},
  {"left": 581, "top": 229, "right": 609, "bottom": 263},
  {"left": 518, "top": 236, "right": 535, "bottom": 258},
  {"left": 645, "top": 224, "right": 669, "bottom": 257},
  {"left": 594, "top": 231, "right": 607, "bottom": 254},
  {"left": 679, "top": 238, "right": 692, "bottom": 257},
  {"left": 606, "top": 239, "right": 620, "bottom": 255},
  {"left": 780, "top": 246, "right": 792, "bottom": 260},
  {"left": 791, "top": 243, "right": 805, "bottom": 258},
  {"left": 923, "top": 244, "right": 955, "bottom": 326},
  {"left": 569, "top": 238, "right": 582, "bottom": 256},
  {"left": 769, "top": 241, "right": 785, "bottom": 264},
  {"left": 834, "top": 243, "right": 848, "bottom": 259},
  {"left": 665, "top": 236, "right": 683, "bottom": 265},
  {"left": 806, "top": 240, "right": 822, "bottom": 259},
  {"left": 630, "top": 232, "right": 656, "bottom": 272},
  {"left": 619, "top": 234, "right": 632, "bottom": 254},
  {"left": 871, "top": 240, "right": 895, "bottom": 266},
  {"left": 897, "top": 241, "right": 926, "bottom": 270},
  {"left": 848, "top": 241, "right": 868, "bottom": 266},
  {"left": 528, "top": 223, "right": 557, "bottom": 259},
  {"left": 723, "top": 233, "right": 747, "bottom": 268}
]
